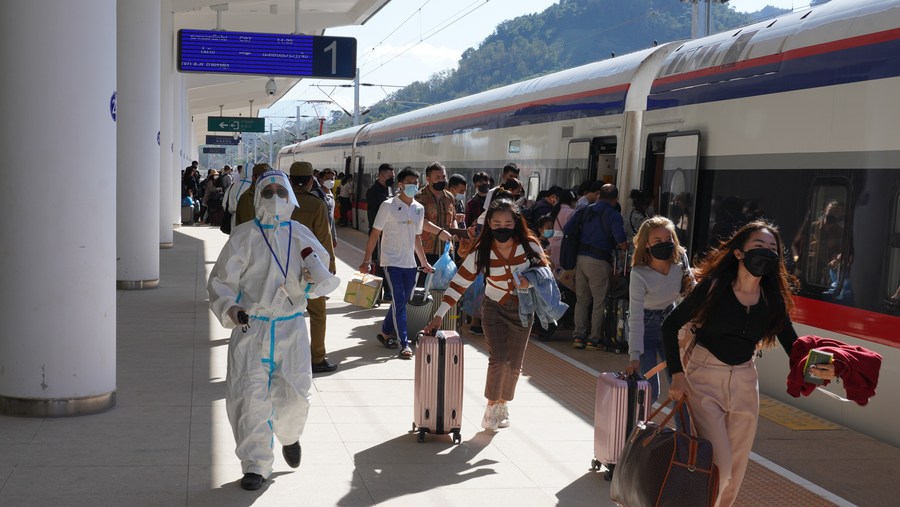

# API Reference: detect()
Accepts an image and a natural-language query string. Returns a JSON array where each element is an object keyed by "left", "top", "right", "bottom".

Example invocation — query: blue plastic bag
[
  {"left": 429, "top": 242, "right": 458, "bottom": 291},
  {"left": 460, "top": 273, "right": 485, "bottom": 316}
]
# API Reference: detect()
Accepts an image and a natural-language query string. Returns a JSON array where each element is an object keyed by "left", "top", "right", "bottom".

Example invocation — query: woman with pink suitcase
[{"left": 426, "top": 196, "right": 549, "bottom": 430}]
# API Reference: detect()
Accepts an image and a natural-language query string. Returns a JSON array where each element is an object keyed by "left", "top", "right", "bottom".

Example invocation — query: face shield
[{"left": 254, "top": 170, "right": 299, "bottom": 223}]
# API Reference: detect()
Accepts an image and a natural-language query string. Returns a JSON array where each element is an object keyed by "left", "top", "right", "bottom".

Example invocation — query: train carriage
[{"left": 276, "top": 0, "right": 900, "bottom": 447}]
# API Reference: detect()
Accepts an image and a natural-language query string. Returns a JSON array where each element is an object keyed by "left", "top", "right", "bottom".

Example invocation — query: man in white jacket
[{"left": 208, "top": 170, "right": 333, "bottom": 490}]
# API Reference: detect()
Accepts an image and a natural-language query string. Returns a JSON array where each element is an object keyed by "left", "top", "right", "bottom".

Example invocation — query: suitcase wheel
[
  {"left": 591, "top": 458, "right": 600, "bottom": 471},
  {"left": 604, "top": 464, "right": 615, "bottom": 481},
  {"left": 412, "top": 422, "right": 417, "bottom": 431},
  {"left": 417, "top": 430, "right": 426, "bottom": 443},
  {"left": 451, "top": 430, "right": 462, "bottom": 445}
]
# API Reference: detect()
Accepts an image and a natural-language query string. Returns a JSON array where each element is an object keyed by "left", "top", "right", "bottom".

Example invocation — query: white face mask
[
  {"left": 323, "top": 179, "right": 335, "bottom": 189},
  {"left": 260, "top": 196, "right": 293, "bottom": 220}
]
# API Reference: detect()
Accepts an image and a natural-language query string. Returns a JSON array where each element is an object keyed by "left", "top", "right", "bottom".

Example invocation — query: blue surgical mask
[
  {"left": 403, "top": 184, "right": 418, "bottom": 198},
  {"left": 454, "top": 193, "right": 466, "bottom": 201},
  {"left": 542, "top": 229, "right": 553, "bottom": 238}
]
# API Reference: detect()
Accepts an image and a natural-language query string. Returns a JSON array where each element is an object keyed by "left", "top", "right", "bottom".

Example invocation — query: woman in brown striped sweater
[{"left": 425, "top": 198, "right": 549, "bottom": 430}]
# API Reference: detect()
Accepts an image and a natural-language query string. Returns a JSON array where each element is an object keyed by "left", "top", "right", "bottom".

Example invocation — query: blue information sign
[{"left": 178, "top": 29, "right": 356, "bottom": 79}]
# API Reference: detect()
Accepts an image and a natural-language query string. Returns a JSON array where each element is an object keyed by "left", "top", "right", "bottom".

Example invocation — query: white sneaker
[
  {"left": 481, "top": 405, "right": 499, "bottom": 431},
  {"left": 497, "top": 402, "right": 510, "bottom": 428}
]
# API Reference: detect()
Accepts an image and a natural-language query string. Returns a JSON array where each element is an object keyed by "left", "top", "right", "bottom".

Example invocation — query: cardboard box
[{"left": 344, "top": 272, "right": 383, "bottom": 309}]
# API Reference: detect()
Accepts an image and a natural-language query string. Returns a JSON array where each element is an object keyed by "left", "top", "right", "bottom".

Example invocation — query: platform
[{"left": 0, "top": 224, "right": 897, "bottom": 506}]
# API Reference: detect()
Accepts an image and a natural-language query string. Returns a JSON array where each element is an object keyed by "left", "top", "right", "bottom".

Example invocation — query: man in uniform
[{"left": 289, "top": 161, "right": 339, "bottom": 374}]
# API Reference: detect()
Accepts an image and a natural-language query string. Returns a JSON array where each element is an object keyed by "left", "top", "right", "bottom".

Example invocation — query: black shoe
[
  {"left": 312, "top": 360, "right": 338, "bottom": 374},
  {"left": 282, "top": 441, "right": 301, "bottom": 468},
  {"left": 240, "top": 473, "right": 264, "bottom": 490},
  {"left": 469, "top": 325, "right": 483, "bottom": 335}
]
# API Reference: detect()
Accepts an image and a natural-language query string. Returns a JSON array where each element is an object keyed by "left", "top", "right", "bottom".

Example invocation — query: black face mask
[
  {"left": 478, "top": 184, "right": 490, "bottom": 194},
  {"left": 432, "top": 181, "right": 447, "bottom": 191},
  {"left": 648, "top": 241, "right": 675, "bottom": 261},
  {"left": 384, "top": 177, "right": 394, "bottom": 188},
  {"left": 742, "top": 248, "right": 779, "bottom": 277},
  {"left": 492, "top": 228, "right": 515, "bottom": 243}
]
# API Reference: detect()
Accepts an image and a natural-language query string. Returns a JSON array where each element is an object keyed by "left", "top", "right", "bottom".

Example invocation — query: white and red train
[{"left": 278, "top": 0, "right": 900, "bottom": 446}]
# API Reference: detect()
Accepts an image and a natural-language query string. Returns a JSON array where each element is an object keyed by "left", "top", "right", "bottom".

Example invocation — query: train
[{"left": 277, "top": 0, "right": 900, "bottom": 447}]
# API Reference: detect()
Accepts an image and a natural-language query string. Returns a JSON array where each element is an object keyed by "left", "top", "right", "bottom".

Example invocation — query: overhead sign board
[
  {"left": 206, "top": 135, "right": 240, "bottom": 145},
  {"left": 202, "top": 147, "right": 226, "bottom": 154},
  {"left": 208, "top": 117, "right": 265, "bottom": 133},
  {"left": 178, "top": 29, "right": 357, "bottom": 79}
]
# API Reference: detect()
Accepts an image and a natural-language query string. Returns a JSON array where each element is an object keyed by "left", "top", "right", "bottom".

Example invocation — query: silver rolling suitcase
[
  {"left": 591, "top": 372, "right": 652, "bottom": 480},
  {"left": 413, "top": 330, "right": 464, "bottom": 444}
]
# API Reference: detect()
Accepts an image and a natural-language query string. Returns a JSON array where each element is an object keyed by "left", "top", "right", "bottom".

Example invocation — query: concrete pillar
[
  {"left": 0, "top": 0, "right": 117, "bottom": 416},
  {"left": 160, "top": 0, "right": 174, "bottom": 246},
  {"left": 117, "top": 0, "right": 161, "bottom": 288},
  {"left": 172, "top": 70, "right": 185, "bottom": 228}
]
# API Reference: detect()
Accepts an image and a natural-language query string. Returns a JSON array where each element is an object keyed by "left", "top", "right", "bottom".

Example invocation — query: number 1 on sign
[{"left": 324, "top": 41, "right": 337, "bottom": 75}]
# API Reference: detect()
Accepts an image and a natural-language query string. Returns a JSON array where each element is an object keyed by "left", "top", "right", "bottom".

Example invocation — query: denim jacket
[{"left": 519, "top": 266, "right": 569, "bottom": 329}]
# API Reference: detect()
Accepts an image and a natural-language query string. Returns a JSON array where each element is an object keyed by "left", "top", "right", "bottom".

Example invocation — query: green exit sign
[{"left": 208, "top": 117, "right": 265, "bottom": 133}]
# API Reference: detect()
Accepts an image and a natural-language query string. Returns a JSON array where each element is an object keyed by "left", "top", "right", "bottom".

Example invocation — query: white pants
[
  {"left": 226, "top": 311, "right": 312, "bottom": 477},
  {"left": 685, "top": 345, "right": 759, "bottom": 507}
]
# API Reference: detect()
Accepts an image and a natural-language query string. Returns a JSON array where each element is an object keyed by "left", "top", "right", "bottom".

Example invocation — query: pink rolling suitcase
[
  {"left": 413, "top": 330, "right": 464, "bottom": 444},
  {"left": 592, "top": 372, "right": 652, "bottom": 480}
]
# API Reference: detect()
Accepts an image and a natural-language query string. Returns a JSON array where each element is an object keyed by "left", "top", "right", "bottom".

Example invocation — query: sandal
[
  {"left": 377, "top": 333, "right": 399, "bottom": 349},
  {"left": 399, "top": 346, "right": 413, "bottom": 359}
]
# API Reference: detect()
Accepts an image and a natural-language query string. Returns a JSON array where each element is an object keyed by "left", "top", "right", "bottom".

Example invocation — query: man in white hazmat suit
[{"left": 208, "top": 170, "right": 335, "bottom": 490}]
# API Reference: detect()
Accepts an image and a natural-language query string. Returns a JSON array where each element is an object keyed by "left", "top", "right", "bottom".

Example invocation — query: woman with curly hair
[{"left": 662, "top": 220, "right": 835, "bottom": 506}]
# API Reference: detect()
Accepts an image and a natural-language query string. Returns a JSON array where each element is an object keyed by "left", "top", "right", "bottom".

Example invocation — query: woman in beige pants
[{"left": 662, "top": 221, "right": 835, "bottom": 507}]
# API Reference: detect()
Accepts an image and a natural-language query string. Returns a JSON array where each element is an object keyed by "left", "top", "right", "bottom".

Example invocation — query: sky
[{"left": 261, "top": 0, "right": 810, "bottom": 125}]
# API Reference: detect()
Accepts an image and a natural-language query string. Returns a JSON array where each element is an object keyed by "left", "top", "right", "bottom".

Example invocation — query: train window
[
  {"left": 508, "top": 140, "right": 521, "bottom": 153},
  {"left": 886, "top": 191, "right": 900, "bottom": 304},
  {"left": 798, "top": 184, "right": 849, "bottom": 291}
]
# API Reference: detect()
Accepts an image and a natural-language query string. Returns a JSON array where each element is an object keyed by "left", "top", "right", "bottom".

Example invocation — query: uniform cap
[{"left": 290, "top": 161, "right": 313, "bottom": 177}]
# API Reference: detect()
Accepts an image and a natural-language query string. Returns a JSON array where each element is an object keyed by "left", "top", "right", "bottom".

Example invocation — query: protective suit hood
[{"left": 254, "top": 170, "right": 299, "bottom": 224}]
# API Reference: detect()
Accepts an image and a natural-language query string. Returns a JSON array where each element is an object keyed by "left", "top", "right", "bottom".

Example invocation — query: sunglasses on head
[{"left": 261, "top": 187, "right": 289, "bottom": 199}]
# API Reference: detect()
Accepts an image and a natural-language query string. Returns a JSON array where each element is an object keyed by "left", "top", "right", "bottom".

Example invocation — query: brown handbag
[{"left": 610, "top": 398, "right": 718, "bottom": 507}]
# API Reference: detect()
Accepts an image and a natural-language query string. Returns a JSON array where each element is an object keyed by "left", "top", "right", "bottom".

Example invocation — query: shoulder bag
[{"left": 610, "top": 398, "right": 718, "bottom": 507}]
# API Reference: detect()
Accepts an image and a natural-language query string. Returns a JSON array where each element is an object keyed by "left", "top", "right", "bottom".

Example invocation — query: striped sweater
[{"left": 435, "top": 240, "right": 544, "bottom": 318}]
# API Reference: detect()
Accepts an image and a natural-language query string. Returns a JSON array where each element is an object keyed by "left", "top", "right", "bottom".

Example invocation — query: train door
[
  {"left": 564, "top": 136, "right": 616, "bottom": 189},
  {"left": 346, "top": 155, "right": 365, "bottom": 230},
  {"left": 593, "top": 136, "right": 617, "bottom": 184},
  {"left": 565, "top": 139, "right": 590, "bottom": 189},
  {"left": 642, "top": 134, "right": 667, "bottom": 214},
  {"left": 646, "top": 132, "right": 701, "bottom": 258}
]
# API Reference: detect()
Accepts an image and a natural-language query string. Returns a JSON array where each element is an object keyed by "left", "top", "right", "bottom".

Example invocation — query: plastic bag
[
  {"left": 460, "top": 273, "right": 485, "bottom": 316},
  {"left": 429, "top": 242, "right": 458, "bottom": 291}
]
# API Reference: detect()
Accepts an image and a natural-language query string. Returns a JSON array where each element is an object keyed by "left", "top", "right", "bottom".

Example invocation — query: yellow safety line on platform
[{"left": 759, "top": 397, "right": 843, "bottom": 431}]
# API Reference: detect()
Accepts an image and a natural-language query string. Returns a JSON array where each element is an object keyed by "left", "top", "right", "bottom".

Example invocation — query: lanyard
[{"left": 255, "top": 219, "right": 291, "bottom": 279}]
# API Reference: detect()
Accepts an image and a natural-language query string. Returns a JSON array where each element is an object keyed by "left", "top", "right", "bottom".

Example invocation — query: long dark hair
[
  {"left": 473, "top": 199, "right": 548, "bottom": 276},
  {"left": 550, "top": 190, "right": 577, "bottom": 224},
  {"left": 684, "top": 220, "right": 797, "bottom": 347}
]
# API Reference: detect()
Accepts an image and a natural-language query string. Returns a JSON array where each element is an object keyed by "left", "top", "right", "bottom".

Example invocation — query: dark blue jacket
[{"left": 578, "top": 201, "right": 626, "bottom": 261}]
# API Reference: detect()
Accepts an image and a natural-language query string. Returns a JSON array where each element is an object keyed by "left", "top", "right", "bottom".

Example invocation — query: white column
[
  {"left": 117, "top": 0, "right": 161, "bottom": 288},
  {"left": 0, "top": 0, "right": 117, "bottom": 416},
  {"left": 159, "top": 0, "right": 174, "bottom": 246},
  {"left": 172, "top": 69, "right": 185, "bottom": 227}
]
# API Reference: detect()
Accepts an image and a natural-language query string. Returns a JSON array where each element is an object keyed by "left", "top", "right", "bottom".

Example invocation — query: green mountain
[{"left": 328, "top": 0, "right": 792, "bottom": 129}]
